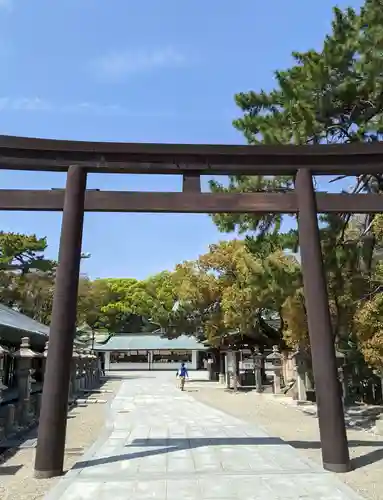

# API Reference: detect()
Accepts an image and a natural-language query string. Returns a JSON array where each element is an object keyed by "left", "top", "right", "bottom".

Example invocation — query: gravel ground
[
  {"left": 0, "top": 376, "right": 122, "bottom": 500},
  {"left": 190, "top": 382, "right": 383, "bottom": 500}
]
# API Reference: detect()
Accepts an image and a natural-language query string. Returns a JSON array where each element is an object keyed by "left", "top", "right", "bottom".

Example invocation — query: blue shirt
[{"left": 179, "top": 365, "right": 188, "bottom": 377}]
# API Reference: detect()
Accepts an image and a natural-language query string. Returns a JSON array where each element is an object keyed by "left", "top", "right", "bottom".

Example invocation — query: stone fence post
[
  {"left": 41, "top": 341, "right": 49, "bottom": 381},
  {"left": 69, "top": 349, "right": 79, "bottom": 403},
  {"left": 0, "top": 339, "right": 10, "bottom": 441},
  {"left": 13, "top": 337, "right": 39, "bottom": 427},
  {"left": 253, "top": 346, "right": 263, "bottom": 393},
  {"left": 0, "top": 338, "right": 9, "bottom": 404},
  {"left": 218, "top": 352, "right": 225, "bottom": 384},
  {"left": 84, "top": 351, "right": 92, "bottom": 390},
  {"left": 78, "top": 352, "right": 86, "bottom": 391},
  {"left": 90, "top": 352, "right": 97, "bottom": 388},
  {"left": 293, "top": 348, "right": 307, "bottom": 402}
]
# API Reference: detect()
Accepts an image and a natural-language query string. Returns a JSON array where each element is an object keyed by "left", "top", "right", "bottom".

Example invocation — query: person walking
[{"left": 177, "top": 362, "right": 189, "bottom": 391}]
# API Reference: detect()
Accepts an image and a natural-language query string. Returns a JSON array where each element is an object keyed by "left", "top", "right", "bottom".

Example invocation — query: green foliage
[
  {"left": 352, "top": 213, "right": 383, "bottom": 370},
  {"left": 161, "top": 239, "right": 301, "bottom": 347},
  {"left": 282, "top": 288, "right": 309, "bottom": 350},
  {"left": 211, "top": 0, "right": 383, "bottom": 235},
  {"left": 77, "top": 277, "right": 146, "bottom": 333},
  {"left": 354, "top": 293, "right": 383, "bottom": 371},
  {"left": 0, "top": 232, "right": 55, "bottom": 274},
  {"left": 244, "top": 231, "right": 299, "bottom": 258},
  {"left": 372, "top": 214, "right": 383, "bottom": 241},
  {"left": 234, "top": 1, "right": 383, "bottom": 145},
  {"left": 100, "top": 272, "right": 178, "bottom": 330},
  {"left": 0, "top": 232, "right": 56, "bottom": 323}
]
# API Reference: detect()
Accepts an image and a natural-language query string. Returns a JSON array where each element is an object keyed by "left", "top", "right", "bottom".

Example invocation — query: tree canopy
[
  {"left": 0, "top": 232, "right": 56, "bottom": 323},
  {"left": 211, "top": 0, "right": 383, "bottom": 237},
  {"left": 0, "top": 0, "right": 381, "bottom": 395},
  {"left": 208, "top": 0, "right": 383, "bottom": 374}
]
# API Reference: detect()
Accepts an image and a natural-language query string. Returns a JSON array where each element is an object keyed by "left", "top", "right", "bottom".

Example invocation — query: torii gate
[{"left": 0, "top": 135, "right": 381, "bottom": 478}]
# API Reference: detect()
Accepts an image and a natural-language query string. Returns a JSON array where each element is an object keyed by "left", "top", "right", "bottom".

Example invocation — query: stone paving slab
[{"left": 44, "top": 372, "right": 365, "bottom": 500}]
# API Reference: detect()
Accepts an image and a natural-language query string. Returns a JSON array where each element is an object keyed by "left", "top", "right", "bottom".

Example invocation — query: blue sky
[{"left": 0, "top": 0, "right": 363, "bottom": 279}]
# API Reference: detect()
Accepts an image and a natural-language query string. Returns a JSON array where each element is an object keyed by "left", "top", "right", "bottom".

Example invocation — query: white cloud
[
  {"left": 0, "top": 97, "right": 226, "bottom": 121},
  {"left": 0, "top": 96, "right": 175, "bottom": 118},
  {"left": 0, "top": 97, "right": 51, "bottom": 111},
  {"left": 91, "top": 47, "right": 187, "bottom": 82}
]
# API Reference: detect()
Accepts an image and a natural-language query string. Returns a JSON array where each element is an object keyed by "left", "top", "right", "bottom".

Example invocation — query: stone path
[{"left": 45, "top": 372, "right": 364, "bottom": 500}]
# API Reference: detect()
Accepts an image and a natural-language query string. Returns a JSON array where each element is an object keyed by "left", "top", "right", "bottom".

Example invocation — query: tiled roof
[
  {"left": 94, "top": 333, "right": 207, "bottom": 351},
  {"left": 0, "top": 304, "right": 49, "bottom": 336},
  {"left": 0, "top": 303, "right": 49, "bottom": 347}
]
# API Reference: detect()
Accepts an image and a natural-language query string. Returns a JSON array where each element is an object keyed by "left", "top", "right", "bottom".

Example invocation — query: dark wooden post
[
  {"left": 295, "top": 168, "right": 350, "bottom": 473},
  {"left": 34, "top": 166, "right": 87, "bottom": 478}
]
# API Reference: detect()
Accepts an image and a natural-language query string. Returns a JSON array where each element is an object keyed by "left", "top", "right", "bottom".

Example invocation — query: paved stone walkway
[{"left": 45, "top": 372, "right": 364, "bottom": 500}]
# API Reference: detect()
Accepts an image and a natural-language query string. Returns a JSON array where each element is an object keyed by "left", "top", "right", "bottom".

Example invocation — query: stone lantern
[
  {"left": 266, "top": 345, "right": 283, "bottom": 394},
  {"left": 13, "top": 337, "right": 38, "bottom": 426},
  {"left": 253, "top": 346, "right": 263, "bottom": 393}
]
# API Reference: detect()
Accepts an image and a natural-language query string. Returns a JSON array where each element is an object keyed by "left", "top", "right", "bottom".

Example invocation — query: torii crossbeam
[{"left": 1, "top": 135, "right": 381, "bottom": 478}]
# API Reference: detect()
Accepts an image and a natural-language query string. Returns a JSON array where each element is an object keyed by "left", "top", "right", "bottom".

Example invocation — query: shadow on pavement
[
  {"left": 72, "top": 436, "right": 283, "bottom": 471},
  {"left": 72, "top": 436, "right": 383, "bottom": 472},
  {"left": 351, "top": 447, "right": 383, "bottom": 468},
  {"left": 103, "top": 373, "right": 156, "bottom": 380},
  {"left": 0, "top": 464, "right": 23, "bottom": 475},
  {"left": 0, "top": 375, "right": 117, "bottom": 464},
  {"left": 288, "top": 439, "right": 383, "bottom": 469}
]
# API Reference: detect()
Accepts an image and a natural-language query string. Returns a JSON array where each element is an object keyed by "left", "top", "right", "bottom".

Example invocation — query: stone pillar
[
  {"left": 41, "top": 341, "right": 49, "bottom": 381},
  {"left": 295, "top": 168, "right": 350, "bottom": 473},
  {"left": 80, "top": 352, "right": 88, "bottom": 390},
  {"left": 91, "top": 352, "right": 98, "bottom": 387},
  {"left": 147, "top": 350, "right": 152, "bottom": 371},
  {"left": 94, "top": 353, "right": 101, "bottom": 384},
  {"left": 74, "top": 351, "right": 82, "bottom": 394},
  {"left": 226, "top": 351, "right": 232, "bottom": 389},
  {"left": 84, "top": 351, "right": 92, "bottom": 390},
  {"left": 0, "top": 416, "right": 5, "bottom": 441},
  {"left": 0, "top": 339, "right": 10, "bottom": 404},
  {"left": 4, "top": 403, "right": 16, "bottom": 437},
  {"left": 88, "top": 351, "right": 94, "bottom": 388},
  {"left": 84, "top": 351, "right": 91, "bottom": 389},
  {"left": 232, "top": 351, "right": 239, "bottom": 392},
  {"left": 69, "top": 350, "right": 79, "bottom": 403},
  {"left": 105, "top": 351, "right": 111, "bottom": 371},
  {"left": 13, "top": 337, "right": 38, "bottom": 427},
  {"left": 293, "top": 349, "right": 307, "bottom": 402},
  {"left": 219, "top": 352, "right": 225, "bottom": 384},
  {"left": 83, "top": 352, "right": 89, "bottom": 389},
  {"left": 336, "top": 351, "right": 349, "bottom": 406},
  {"left": 191, "top": 350, "right": 198, "bottom": 370},
  {"left": 88, "top": 352, "right": 94, "bottom": 388},
  {"left": 35, "top": 165, "right": 87, "bottom": 479},
  {"left": 375, "top": 371, "right": 383, "bottom": 435},
  {"left": 207, "top": 356, "right": 214, "bottom": 381},
  {"left": 253, "top": 346, "right": 263, "bottom": 393},
  {"left": 0, "top": 342, "right": 6, "bottom": 438}
]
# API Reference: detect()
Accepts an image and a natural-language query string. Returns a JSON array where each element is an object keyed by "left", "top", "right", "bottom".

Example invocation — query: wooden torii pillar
[
  {"left": 34, "top": 166, "right": 87, "bottom": 478},
  {"left": 295, "top": 169, "right": 350, "bottom": 473}
]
